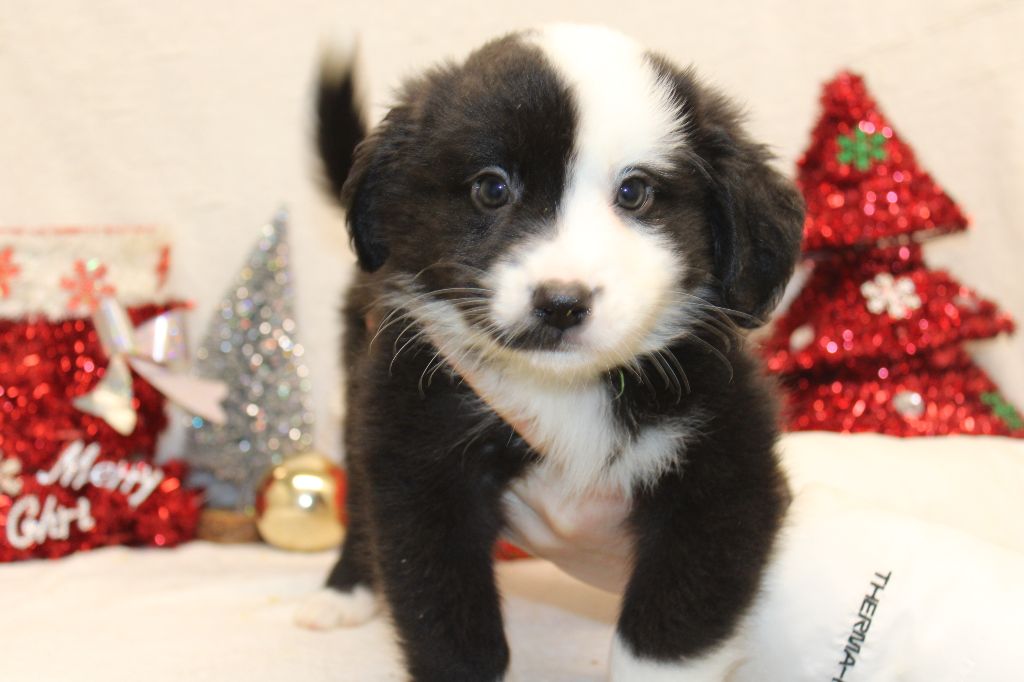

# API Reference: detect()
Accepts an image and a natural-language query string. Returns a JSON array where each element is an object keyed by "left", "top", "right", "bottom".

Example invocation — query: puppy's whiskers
[
  {"left": 655, "top": 349, "right": 689, "bottom": 401},
  {"left": 370, "top": 275, "right": 499, "bottom": 380}
]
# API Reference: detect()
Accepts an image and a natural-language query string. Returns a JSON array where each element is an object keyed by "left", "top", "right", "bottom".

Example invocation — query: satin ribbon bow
[{"left": 73, "top": 298, "right": 228, "bottom": 436}]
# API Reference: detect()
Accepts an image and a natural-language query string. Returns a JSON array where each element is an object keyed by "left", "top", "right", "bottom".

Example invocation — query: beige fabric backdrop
[{"left": 1, "top": 1, "right": 1021, "bottom": 460}]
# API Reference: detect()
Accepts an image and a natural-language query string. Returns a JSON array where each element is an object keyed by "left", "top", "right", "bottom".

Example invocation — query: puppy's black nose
[{"left": 531, "top": 281, "right": 593, "bottom": 331}]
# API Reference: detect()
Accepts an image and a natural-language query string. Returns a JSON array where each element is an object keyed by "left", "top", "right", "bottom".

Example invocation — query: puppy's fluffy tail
[{"left": 316, "top": 42, "right": 366, "bottom": 204}]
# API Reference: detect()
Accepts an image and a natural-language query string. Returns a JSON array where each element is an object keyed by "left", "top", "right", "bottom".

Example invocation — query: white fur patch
[
  {"left": 376, "top": 286, "right": 702, "bottom": 496},
  {"left": 609, "top": 633, "right": 746, "bottom": 682},
  {"left": 528, "top": 24, "right": 687, "bottom": 173},
  {"left": 487, "top": 25, "right": 690, "bottom": 376},
  {"left": 487, "top": 195, "right": 683, "bottom": 374},
  {"left": 294, "top": 586, "right": 379, "bottom": 630},
  {"left": 458, "top": 362, "right": 700, "bottom": 497}
]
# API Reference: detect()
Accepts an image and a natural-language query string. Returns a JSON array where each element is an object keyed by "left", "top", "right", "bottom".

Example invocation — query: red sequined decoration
[
  {"left": 763, "top": 71, "right": 1024, "bottom": 438},
  {"left": 764, "top": 245, "right": 1015, "bottom": 375},
  {"left": 799, "top": 72, "right": 968, "bottom": 251},
  {"left": 0, "top": 458, "right": 201, "bottom": 562},
  {"left": 783, "top": 349, "right": 1022, "bottom": 437},
  {"left": 0, "top": 305, "right": 172, "bottom": 471},
  {"left": 0, "top": 304, "right": 202, "bottom": 560}
]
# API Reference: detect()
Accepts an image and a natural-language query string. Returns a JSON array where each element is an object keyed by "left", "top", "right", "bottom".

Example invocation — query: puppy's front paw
[{"left": 294, "top": 585, "right": 379, "bottom": 630}]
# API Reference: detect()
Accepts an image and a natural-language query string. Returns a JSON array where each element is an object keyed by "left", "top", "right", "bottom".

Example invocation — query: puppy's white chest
[{"left": 467, "top": 367, "right": 688, "bottom": 495}]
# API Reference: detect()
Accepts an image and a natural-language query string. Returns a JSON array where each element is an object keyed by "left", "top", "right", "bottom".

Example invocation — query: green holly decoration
[
  {"left": 981, "top": 392, "right": 1024, "bottom": 430},
  {"left": 836, "top": 127, "right": 888, "bottom": 171}
]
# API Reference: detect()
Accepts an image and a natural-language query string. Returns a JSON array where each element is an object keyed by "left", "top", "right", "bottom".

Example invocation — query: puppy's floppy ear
[
  {"left": 317, "top": 48, "right": 391, "bottom": 272},
  {"left": 703, "top": 108, "right": 805, "bottom": 328}
]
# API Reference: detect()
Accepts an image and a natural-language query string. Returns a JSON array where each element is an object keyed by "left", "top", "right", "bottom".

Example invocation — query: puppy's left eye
[
  {"left": 616, "top": 176, "right": 652, "bottom": 211},
  {"left": 472, "top": 171, "right": 512, "bottom": 210}
]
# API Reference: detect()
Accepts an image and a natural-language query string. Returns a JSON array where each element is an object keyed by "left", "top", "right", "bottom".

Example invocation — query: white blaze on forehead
[
  {"left": 487, "top": 25, "right": 689, "bottom": 374},
  {"left": 527, "top": 24, "right": 686, "bottom": 173}
]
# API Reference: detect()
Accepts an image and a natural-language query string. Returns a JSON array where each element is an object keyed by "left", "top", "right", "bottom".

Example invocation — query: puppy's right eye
[
  {"left": 472, "top": 171, "right": 512, "bottom": 210},
  {"left": 615, "top": 176, "right": 652, "bottom": 212}
]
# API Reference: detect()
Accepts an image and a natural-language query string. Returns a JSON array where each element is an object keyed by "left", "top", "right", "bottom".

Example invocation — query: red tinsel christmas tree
[{"left": 762, "top": 72, "right": 1024, "bottom": 437}]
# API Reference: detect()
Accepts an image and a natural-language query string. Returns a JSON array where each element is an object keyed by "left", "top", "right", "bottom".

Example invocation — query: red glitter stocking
[{"left": 0, "top": 228, "right": 202, "bottom": 560}]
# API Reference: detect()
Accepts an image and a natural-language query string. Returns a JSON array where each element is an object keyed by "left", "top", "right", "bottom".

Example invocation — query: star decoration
[
  {"left": 0, "top": 457, "right": 23, "bottom": 496},
  {"left": 860, "top": 272, "right": 921, "bottom": 319},
  {"left": 836, "top": 126, "right": 888, "bottom": 171},
  {"left": 61, "top": 258, "right": 116, "bottom": 313},
  {"left": 0, "top": 247, "right": 21, "bottom": 298}
]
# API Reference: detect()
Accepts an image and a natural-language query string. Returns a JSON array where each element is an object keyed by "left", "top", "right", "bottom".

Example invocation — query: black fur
[
  {"left": 318, "top": 61, "right": 367, "bottom": 210},
  {"left": 316, "top": 30, "right": 803, "bottom": 681},
  {"left": 613, "top": 340, "right": 790, "bottom": 660},
  {"left": 646, "top": 55, "right": 806, "bottom": 327},
  {"left": 337, "top": 286, "right": 531, "bottom": 680},
  {"left": 336, "top": 36, "right": 576, "bottom": 277}
]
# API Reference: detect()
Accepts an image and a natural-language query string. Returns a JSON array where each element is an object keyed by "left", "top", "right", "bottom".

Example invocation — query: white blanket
[{"left": 2, "top": 432, "right": 1023, "bottom": 681}]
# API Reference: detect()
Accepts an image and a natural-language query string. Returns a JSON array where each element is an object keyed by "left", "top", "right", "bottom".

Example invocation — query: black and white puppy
[{"left": 301, "top": 24, "right": 804, "bottom": 681}]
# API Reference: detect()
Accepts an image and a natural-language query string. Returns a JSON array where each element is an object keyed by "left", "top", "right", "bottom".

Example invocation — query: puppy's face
[{"left": 338, "top": 25, "right": 803, "bottom": 378}]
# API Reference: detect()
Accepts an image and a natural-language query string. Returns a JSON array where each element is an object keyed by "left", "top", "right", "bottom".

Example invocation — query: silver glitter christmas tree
[{"left": 185, "top": 210, "right": 314, "bottom": 510}]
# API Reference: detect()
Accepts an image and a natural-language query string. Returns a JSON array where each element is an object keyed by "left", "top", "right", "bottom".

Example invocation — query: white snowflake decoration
[{"left": 860, "top": 272, "right": 921, "bottom": 319}]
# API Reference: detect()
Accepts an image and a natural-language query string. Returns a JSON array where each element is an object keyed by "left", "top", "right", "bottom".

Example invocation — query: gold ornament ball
[{"left": 255, "top": 452, "right": 346, "bottom": 551}]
